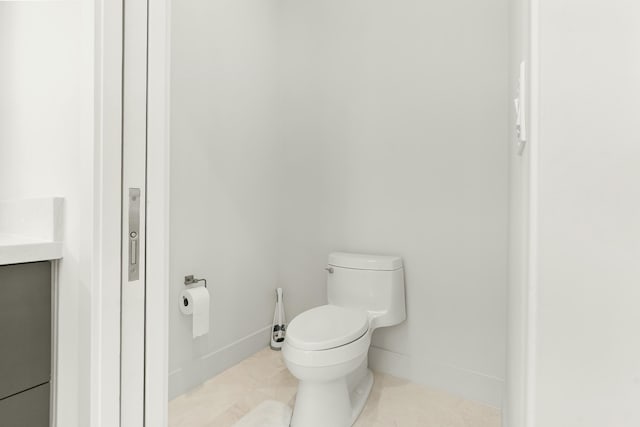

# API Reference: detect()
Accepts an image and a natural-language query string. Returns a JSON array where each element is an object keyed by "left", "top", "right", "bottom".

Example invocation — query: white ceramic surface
[
  {"left": 285, "top": 305, "right": 369, "bottom": 351},
  {"left": 328, "top": 252, "right": 403, "bottom": 271},
  {"left": 283, "top": 253, "right": 407, "bottom": 427}
]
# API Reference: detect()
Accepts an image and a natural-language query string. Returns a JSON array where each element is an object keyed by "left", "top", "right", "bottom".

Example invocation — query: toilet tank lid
[{"left": 328, "top": 252, "right": 403, "bottom": 271}]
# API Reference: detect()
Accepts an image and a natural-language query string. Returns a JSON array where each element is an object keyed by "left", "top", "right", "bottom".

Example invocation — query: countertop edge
[{"left": 0, "top": 241, "right": 63, "bottom": 266}]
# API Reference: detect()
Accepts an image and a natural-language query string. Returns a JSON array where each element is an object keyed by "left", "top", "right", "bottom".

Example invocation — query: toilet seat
[
  {"left": 286, "top": 305, "right": 369, "bottom": 351},
  {"left": 283, "top": 327, "right": 371, "bottom": 369},
  {"left": 283, "top": 305, "right": 371, "bottom": 370}
]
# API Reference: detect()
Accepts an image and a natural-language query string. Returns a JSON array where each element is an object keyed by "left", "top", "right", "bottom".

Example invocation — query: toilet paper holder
[{"left": 184, "top": 275, "right": 207, "bottom": 288}]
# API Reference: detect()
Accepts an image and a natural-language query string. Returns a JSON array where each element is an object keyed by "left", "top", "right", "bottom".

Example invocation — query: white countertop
[
  {"left": 0, "top": 233, "right": 63, "bottom": 266},
  {"left": 0, "top": 197, "right": 64, "bottom": 266}
]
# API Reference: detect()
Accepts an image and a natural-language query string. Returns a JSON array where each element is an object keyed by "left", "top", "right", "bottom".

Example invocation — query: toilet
[{"left": 283, "top": 252, "right": 406, "bottom": 427}]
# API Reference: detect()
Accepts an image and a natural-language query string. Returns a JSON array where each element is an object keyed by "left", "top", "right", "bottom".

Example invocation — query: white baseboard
[
  {"left": 368, "top": 344, "right": 412, "bottom": 379},
  {"left": 368, "top": 346, "right": 504, "bottom": 409},
  {"left": 169, "top": 325, "right": 272, "bottom": 400},
  {"left": 169, "top": 335, "right": 504, "bottom": 408}
]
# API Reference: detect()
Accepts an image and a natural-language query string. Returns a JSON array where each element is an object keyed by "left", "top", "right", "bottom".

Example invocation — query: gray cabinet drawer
[
  {"left": 0, "top": 262, "right": 51, "bottom": 399},
  {"left": 0, "top": 383, "right": 49, "bottom": 427}
]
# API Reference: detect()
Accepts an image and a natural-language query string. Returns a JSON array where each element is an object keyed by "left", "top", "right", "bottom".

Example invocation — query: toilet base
[
  {"left": 290, "top": 366, "right": 374, "bottom": 427},
  {"left": 348, "top": 368, "right": 374, "bottom": 424}
]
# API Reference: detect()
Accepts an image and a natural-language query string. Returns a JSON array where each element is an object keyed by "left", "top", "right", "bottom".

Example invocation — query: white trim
[
  {"left": 169, "top": 326, "right": 272, "bottom": 400},
  {"left": 368, "top": 346, "right": 411, "bottom": 379},
  {"left": 525, "top": 0, "right": 540, "bottom": 426},
  {"left": 145, "top": 0, "right": 171, "bottom": 424},
  {"left": 92, "top": 1, "right": 123, "bottom": 426},
  {"left": 368, "top": 346, "right": 504, "bottom": 409},
  {"left": 201, "top": 326, "right": 272, "bottom": 361}
]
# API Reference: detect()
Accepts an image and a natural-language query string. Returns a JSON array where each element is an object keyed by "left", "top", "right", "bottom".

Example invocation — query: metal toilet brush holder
[{"left": 270, "top": 288, "right": 286, "bottom": 351}]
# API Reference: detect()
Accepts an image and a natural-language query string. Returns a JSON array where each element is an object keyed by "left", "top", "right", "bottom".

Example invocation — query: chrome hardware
[
  {"left": 325, "top": 267, "right": 334, "bottom": 274},
  {"left": 128, "top": 188, "right": 141, "bottom": 281},
  {"left": 184, "top": 275, "right": 207, "bottom": 288}
]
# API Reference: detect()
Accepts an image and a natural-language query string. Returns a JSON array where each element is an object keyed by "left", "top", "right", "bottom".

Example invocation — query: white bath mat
[{"left": 233, "top": 400, "right": 292, "bottom": 427}]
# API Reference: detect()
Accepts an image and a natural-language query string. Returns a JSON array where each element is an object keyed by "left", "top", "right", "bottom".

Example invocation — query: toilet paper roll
[{"left": 180, "top": 286, "right": 210, "bottom": 338}]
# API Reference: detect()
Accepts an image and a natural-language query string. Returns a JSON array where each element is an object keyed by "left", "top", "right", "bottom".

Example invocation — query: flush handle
[{"left": 128, "top": 188, "right": 141, "bottom": 281}]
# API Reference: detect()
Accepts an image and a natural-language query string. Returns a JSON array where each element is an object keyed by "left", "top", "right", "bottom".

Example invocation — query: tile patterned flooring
[{"left": 169, "top": 348, "right": 501, "bottom": 427}]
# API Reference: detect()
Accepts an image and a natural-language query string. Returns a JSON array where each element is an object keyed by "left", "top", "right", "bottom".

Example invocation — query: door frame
[
  {"left": 92, "top": 1, "right": 124, "bottom": 426},
  {"left": 145, "top": 0, "right": 171, "bottom": 424},
  {"left": 93, "top": 0, "right": 170, "bottom": 425}
]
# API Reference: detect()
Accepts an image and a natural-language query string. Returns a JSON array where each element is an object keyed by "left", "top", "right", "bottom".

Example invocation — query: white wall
[
  {"left": 277, "top": 0, "right": 510, "bottom": 407},
  {"left": 531, "top": 1, "right": 640, "bottom": 425},
  {"left": 168, "top": 0, "right": 282, "bottom": 398},
  {"left": 0, "top": 1, "right": 95, "bottom": 426},
  {"left": 169, "top": 0, "right": 510, "bottom": 407}
]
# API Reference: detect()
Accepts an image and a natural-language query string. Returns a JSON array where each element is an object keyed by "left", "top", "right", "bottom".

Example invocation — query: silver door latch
[{"left": 128, "top": 188, "right": 141, "bottom": 281}]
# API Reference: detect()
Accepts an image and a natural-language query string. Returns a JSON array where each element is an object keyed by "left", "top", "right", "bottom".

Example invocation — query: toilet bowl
[{"left": 283, "top": 253, "right": 406, "bottom": 427}]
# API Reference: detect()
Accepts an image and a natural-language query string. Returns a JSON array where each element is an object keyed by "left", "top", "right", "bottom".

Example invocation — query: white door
[{"left": 121, "top": 0, "right": 149, "bottom": 425}]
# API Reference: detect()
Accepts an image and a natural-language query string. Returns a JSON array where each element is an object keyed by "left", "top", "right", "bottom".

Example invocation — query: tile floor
[{"left": 169, "top": 347, "right": 501, "bottom": 427}]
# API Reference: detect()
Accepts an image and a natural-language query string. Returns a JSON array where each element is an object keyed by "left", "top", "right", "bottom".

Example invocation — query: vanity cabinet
[{"left": 0, "top": 262, "right": 52, "bottom": 426}]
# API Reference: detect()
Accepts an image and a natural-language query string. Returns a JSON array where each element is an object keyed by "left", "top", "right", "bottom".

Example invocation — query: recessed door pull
[{"left": 128, "top": 188, "right": 141, "bottom": 281}]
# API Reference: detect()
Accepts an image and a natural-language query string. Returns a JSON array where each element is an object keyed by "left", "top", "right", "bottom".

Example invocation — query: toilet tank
[{"left": 327, "top": 253, "right": 406, "bottom": 329}]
